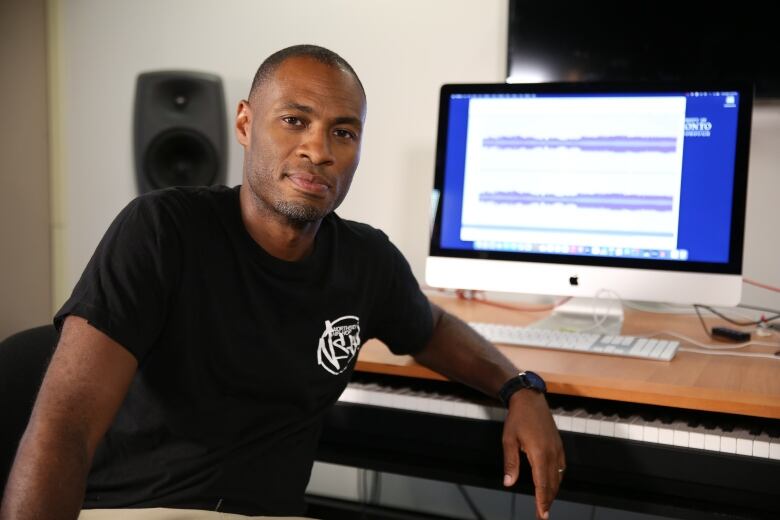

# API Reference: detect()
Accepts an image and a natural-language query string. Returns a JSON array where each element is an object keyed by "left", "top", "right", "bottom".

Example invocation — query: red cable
[{"left": 744, "top": 277, "right": 780, "bottom": 293}]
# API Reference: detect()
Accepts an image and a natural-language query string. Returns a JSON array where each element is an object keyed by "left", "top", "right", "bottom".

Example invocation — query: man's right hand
[{"left": 0, "top": 316, "right": 137, "bottom": 520}]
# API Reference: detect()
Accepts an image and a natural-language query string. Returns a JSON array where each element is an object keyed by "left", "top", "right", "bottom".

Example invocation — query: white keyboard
[
  {"left": 338, "top": 380, "right": 780, "bottom": 460},
  {"left": 468, "top": 322, "right": 680, "bottom": 361}
]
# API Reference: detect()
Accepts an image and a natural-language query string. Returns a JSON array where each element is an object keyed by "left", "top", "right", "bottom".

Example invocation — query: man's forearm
[
  {"left": 413, "top": 302, "right": 518, "bottom": 399},
  {"left": 0, "top": 423, "right": 90, "bottom": 520}
]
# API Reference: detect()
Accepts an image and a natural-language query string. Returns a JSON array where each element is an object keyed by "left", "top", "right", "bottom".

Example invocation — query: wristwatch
[{"left": 498, "top": 370, "right": 547, "bottom": 407}]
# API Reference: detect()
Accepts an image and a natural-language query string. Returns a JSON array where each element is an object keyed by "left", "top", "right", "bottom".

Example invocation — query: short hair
[{"left": 248, "top": 44, "right": 365, "bottom": 100}]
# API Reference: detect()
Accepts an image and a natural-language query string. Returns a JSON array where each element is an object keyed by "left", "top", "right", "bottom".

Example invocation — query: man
[{"left": 1, "top": 45, "right": 564, "bottom": 520}]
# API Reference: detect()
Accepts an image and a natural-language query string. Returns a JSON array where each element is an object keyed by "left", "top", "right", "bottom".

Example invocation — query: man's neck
[{"left": 239, "top": 185, "right": 322, "bottom": 262}]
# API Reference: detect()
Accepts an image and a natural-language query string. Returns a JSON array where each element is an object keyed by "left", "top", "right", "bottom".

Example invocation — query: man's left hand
[{"left": 501, "top": 389, "right": 565, "bottom": 520}]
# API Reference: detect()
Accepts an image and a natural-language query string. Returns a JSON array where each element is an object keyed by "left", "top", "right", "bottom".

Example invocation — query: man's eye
[
  {"left": 334, "top": 129, "right": 356, "bottom": 140},
  {"left": 282, "top": 116, "right": 303, "bottom": 126}
]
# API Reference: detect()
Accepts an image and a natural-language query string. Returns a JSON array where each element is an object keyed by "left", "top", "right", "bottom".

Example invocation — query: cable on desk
[
  {"left": 655, "top": 330, "right": 778, "bottom": 350},
  {"left": 694, "top": 304, "right": 780, "bottom": 327},
  {"left": 678, "top": 347, "right": 780, "bottom": 360}
]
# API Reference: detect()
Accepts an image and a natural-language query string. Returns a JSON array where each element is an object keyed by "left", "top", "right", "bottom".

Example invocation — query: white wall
[
  {"left": 52, "top": 0, "right": 508, "bottom": 303},
  {"left": 742, "top": 102, "right": 780, "bottom": 310}
]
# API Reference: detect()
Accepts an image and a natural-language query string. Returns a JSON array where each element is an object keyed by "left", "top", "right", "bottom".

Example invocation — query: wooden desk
[{"left": 355, "top": 294, "right": 780, "bottom": 419}]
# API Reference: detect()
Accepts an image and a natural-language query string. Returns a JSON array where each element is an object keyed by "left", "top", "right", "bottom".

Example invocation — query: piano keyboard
[{"left": 339, "top": 375, "right": 780, "bottom": 461}]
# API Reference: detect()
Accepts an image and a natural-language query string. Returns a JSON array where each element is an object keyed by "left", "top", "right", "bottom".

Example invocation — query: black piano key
[
  {"left": 560, "top": 400, "right": 578, "bottom": 412},
  {"left": 686, "top": 413, "right": 702, "bottom": 428},
  {"left": 702, "top": 418, "right": 718, "bottom": 430},
  {"left": 600, "top": 403, "right": 619, "bottom": 417},
  {"left": 585, "top": 404, "right": 601, "bottom": 415},
  {"left": 765, "top": 425, "right": 780, "bottom": 438},
  {"left": 640, "top": 411, "right": 656, "bottom": 421},
  {"left": 660, "top": 414, "right": 674, "bottom": 425}
]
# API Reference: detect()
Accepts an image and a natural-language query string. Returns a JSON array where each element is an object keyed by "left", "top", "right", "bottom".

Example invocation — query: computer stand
[{"left": 528, "top": 297, "right": 625, "bottom": 335}]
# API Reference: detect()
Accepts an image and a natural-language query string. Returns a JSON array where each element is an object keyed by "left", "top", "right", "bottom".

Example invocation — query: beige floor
[{"left": 78, "top": 508, "right": 317, "bottom": 520}]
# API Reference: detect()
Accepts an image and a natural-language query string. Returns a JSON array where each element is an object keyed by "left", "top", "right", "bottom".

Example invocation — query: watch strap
[{"left": 498, "top": 370, "right": 546, "bottom": 407}]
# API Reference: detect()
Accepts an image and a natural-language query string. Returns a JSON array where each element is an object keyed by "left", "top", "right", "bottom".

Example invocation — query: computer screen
[{"left": 426, "top": 81, "right": 753, "bottom": 307}]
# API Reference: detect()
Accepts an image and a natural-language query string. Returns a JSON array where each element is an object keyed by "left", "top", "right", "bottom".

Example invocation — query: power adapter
[{"left": 711, "top": 326, "right": 751, "bottom": 342}]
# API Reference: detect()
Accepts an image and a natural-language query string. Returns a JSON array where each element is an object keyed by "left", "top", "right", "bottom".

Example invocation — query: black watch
[{"left": 498, "top": 370, "right": 547, "bottom": 407}]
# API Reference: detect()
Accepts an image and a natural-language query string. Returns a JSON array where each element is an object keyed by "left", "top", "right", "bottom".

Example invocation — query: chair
[{"left": 0, "top": 324, "right": 59, "bottom": 493}]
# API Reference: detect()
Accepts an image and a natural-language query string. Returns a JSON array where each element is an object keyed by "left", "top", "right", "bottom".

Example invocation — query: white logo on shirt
[{"left": 317, "top": 315, "right": 362, "bottom": 375}]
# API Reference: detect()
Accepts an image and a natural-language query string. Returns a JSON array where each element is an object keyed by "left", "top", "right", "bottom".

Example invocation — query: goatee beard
[{"left": 273, "top": 200, "right": 328, "bottom": 224}]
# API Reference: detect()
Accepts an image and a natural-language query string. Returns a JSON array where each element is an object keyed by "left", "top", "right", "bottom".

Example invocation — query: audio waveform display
[
  {"left": 478, "top": 192, "right": 674, "bottom": 211},
  {"left": 482, "top": 136, "right": 677, "bottom": 153}
]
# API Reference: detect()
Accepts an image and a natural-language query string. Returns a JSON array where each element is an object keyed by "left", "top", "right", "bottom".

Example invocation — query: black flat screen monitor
[{"left": 507, "top": 1, "right": 779, "bottom": 98}]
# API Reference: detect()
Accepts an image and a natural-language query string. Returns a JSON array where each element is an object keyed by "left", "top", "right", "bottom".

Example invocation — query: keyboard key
[{"left": 468, "top": 322, "right": 679, "bottom": 361}]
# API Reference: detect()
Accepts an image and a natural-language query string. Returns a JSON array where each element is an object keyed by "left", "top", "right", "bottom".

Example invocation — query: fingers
[
  {"left": 501, "top": 391, "right": 566, "bottom": 519},
  {"left": 531, "top": 459, "right": 558, "bottom": 520},
  {"left": 502, "top": 433, "right": 520, "bottom": 487}
]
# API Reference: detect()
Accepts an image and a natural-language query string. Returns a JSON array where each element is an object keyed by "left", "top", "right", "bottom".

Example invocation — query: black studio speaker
[{"left": 133, "top": 71, "right": 227, "bottom": 194}]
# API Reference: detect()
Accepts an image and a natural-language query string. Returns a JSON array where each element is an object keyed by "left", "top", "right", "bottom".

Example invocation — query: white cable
[
  {"left": 648, "top": 330, "right": 779, "bottom": 350},
  {"left": 580, "top": 289, "right": 624, "bottom": 333},
  {"left": 678, "top": 347, "right": 780, "bottom": 360}
]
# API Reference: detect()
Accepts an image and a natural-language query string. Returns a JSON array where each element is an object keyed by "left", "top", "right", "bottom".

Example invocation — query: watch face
[{"left": 523, "top": 371, "right": 547, "bottom": 393}]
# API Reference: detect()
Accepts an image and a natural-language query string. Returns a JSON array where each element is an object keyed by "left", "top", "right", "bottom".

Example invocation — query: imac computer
[{"left": 426, "top": 81, "right": 753, "bottom": 333}]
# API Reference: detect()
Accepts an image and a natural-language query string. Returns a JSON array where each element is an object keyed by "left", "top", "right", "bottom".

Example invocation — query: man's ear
[{"left": 235, "top": 100, "right": 252, "bottom": 147}]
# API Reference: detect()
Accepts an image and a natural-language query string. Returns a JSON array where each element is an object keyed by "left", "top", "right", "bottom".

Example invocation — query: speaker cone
[{"left": 143, "top": 128, "right": 218, "bottom": 189}]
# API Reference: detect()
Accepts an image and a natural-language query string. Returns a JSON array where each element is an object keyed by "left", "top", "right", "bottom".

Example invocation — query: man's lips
[{"left": 285, "top": 172, "right": 330, "bottom": 194}]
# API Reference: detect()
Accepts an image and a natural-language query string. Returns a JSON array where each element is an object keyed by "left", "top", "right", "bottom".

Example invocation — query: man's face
[{"left": 236, "top": 56, "right": 366, "bottom": 224}]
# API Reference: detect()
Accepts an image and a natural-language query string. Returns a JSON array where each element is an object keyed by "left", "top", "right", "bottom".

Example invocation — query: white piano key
[
  {"left": 720, "top": 432, "right": 738, "bottom": 454},
  {"left": 586, "top": 413, "right": 603, "bottom": 435},
  {"left": 412, "top": 392, "right": 431, "bottom": 412},
  {"left": 688, "top": 426, "right": 706, "bottom": 450},
  {"left": 769, "top": 440, "right": 780, "bottom": 460},
  {"left": 470, "top": 402, "right": 490, "bottom": 420},
  {"left": 642, "top": 419, "right": 661, "bottom": 444},
  {"left": 436, "top": 398, "right": 452, "bottom": 416},
  {"left": 461, "top": 401, "right": 480, "bottom": 419},
  {"left": 735, "top": 428, "right": 754, "bottom": 457},
  {"left": 393, "top": 393, "right": 414, "bottom": 412},
  {"left": 556, "top": 409, "right": 574, "bottom": 431},
  {"left": 628, "top": 416, "right": 644, "bottom": 441},
  {"left": 704, "top": 430, "right": 721, "bottom": 451},
  {"left": 614, "top": 416, "right": 631, "bottom": 439},
  {"left": 599, "top": 415, "right": 617, "bottom": 437},
  {"left": 658, "top": 422, "right": 675, "bottom": 445},
  {"left": 429, "top": 393, "right": 448, "bottom": 415},
  {"left": 672, "top": 420, "right": 690, "bottom": 448},
  {"left": 551, "top": 409, "right": 567, "bottom": 431},
  {"left": 753, "top": 433, "right": 771, "bottom": 458},
  {"left": 571, "top": 409, "right": 588, "bottom": 433}
]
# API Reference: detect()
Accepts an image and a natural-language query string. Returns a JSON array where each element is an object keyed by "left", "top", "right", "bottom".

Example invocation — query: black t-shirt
[{"left": 54, "top": 185, "right": 433, "bottom": 515}]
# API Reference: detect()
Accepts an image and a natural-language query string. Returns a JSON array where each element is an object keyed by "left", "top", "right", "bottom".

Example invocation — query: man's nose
[{"left": 297, "top": 127, "right": 335, "bottom": 165}]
